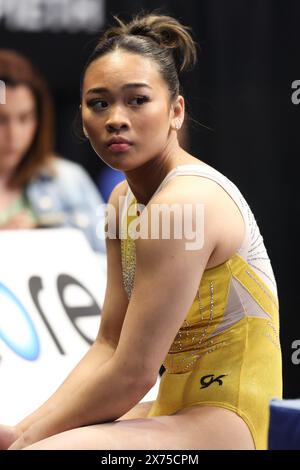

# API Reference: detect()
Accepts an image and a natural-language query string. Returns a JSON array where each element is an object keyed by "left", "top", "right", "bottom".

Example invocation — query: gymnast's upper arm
[
  {"left": 112, "top": 180, "right": 219, "bottom": 384},
  {"left": 95, "top": 180, "right": 129, "bottom": 349}
]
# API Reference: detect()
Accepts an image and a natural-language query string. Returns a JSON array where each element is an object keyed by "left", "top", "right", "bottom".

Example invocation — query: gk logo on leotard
[{"left": 200, "top": 374, "right": 227, "bottom": 389}]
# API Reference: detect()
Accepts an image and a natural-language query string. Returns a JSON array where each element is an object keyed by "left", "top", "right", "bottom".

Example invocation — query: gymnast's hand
[{"left": 0, "top": 424, "right": 22, "bottom": 450}]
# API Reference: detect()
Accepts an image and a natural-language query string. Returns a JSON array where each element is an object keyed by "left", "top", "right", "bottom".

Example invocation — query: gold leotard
[{"left": 120, "top": 164, "right": 282, "bottom": 450}]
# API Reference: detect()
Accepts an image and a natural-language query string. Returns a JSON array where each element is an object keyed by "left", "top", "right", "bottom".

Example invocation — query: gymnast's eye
[
  {"left": 87, "top": 99, "right": 108, "bottom": 110},
  {"left": 129, "top": 96, "right": 150, "bottom": 106}
]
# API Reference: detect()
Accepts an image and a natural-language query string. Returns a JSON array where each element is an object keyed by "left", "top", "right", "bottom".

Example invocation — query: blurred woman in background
[{"left": 0, "top": 49, "right": 105, "bottom": 253}]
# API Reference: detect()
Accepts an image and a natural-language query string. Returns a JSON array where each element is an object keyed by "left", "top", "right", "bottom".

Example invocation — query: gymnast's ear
[{"left": 171, "top": 95, "right": 185, "bottom": 131}]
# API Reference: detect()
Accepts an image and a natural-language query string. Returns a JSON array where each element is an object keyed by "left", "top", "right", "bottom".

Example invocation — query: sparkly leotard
[{"left": 120, "top": 164, "right": 282, "bottom": 450}]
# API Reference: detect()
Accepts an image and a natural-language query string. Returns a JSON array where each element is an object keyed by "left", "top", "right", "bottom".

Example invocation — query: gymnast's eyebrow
[{"left": 87, "top": 83, "right": 153, "bottom": 94}]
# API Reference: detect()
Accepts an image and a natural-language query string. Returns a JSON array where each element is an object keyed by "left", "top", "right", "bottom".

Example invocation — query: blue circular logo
[{"left": 0, "top": 282, "right": 40, "bottom": 360}]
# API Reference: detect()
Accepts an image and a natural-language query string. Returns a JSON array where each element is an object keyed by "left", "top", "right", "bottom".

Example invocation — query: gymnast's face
[{"left": 81, "top": 50, "right": 181, "bottom": 171}]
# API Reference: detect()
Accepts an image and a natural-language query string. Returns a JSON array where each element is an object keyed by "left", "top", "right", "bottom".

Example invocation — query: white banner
[
  {"left": 0, "top": 0, "right": 105, "bottom": 32},
  {"left": 0, "top": 228, "right": 106, "bottom": 423},
  {"left": 0, "top": 228, "right": 159, "bottom": 424}
]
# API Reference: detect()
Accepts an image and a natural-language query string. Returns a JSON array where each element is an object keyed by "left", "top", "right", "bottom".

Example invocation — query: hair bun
[
  {"left": 130, "top": 14, "right": 197, "bottom": 73},
  {"left": 129, "top": 23, "right": 161, "bottom": 45},
  {"left": 130, "top": 24, "right": 152, "bottom": 36},
  {"left": 102, "top": 13, "right": 197, "bottom": 74}
]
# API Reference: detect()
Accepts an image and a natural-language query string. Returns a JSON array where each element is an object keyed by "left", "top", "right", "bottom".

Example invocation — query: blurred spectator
[{"left": 0, "top": 50, "right": 105, "bottom": 253}]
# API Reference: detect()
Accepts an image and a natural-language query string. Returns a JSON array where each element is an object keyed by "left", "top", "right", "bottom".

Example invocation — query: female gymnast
[{"left": 0, "top": 12, "right": 282, "bottom": 450}]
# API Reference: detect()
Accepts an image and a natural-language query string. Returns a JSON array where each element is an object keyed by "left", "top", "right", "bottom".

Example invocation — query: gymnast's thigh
[{"left": 23, "top": 406, "right": 255, "bottom": 450}]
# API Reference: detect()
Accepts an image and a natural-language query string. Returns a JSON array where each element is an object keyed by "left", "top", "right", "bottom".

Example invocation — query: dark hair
[
  {"left": 0, "top": 49, "right": 54, "bottom": 187},
  {"left": 80, "top": 12, "right": 198, "bottom": 102}
]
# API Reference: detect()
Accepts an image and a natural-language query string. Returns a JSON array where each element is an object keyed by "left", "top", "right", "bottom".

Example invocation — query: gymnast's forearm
[
  {"left": 11, "top": 357, "right": 150, "bottom": 449},
  {"left": 14, "top": 340, "right": 116, "bottom": 436}
]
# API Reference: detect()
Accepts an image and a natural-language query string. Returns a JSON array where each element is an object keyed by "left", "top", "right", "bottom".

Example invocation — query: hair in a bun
[
  {"left": 81, "top": 11, "right": 198, "bottom": 100},
  {"left": 102, "top": 13, "right": 197, "bottom": 74}
]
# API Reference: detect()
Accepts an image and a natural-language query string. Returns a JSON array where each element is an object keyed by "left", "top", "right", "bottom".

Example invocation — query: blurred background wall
[{"left": 0, "top": 0, "right": 299, "bottom": 397}]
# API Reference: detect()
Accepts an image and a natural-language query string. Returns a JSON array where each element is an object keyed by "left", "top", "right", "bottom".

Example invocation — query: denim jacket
[{"left": 25, "top": 158, "right": 106, "bottom": 253}]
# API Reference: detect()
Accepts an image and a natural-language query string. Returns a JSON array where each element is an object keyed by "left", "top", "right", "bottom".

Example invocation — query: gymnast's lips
[
  {"left": 107, "top": 136, "right": 133, "bottom": 146},
  {"left": 107, "top": 137, "right": 133, "bottom": 152}
]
